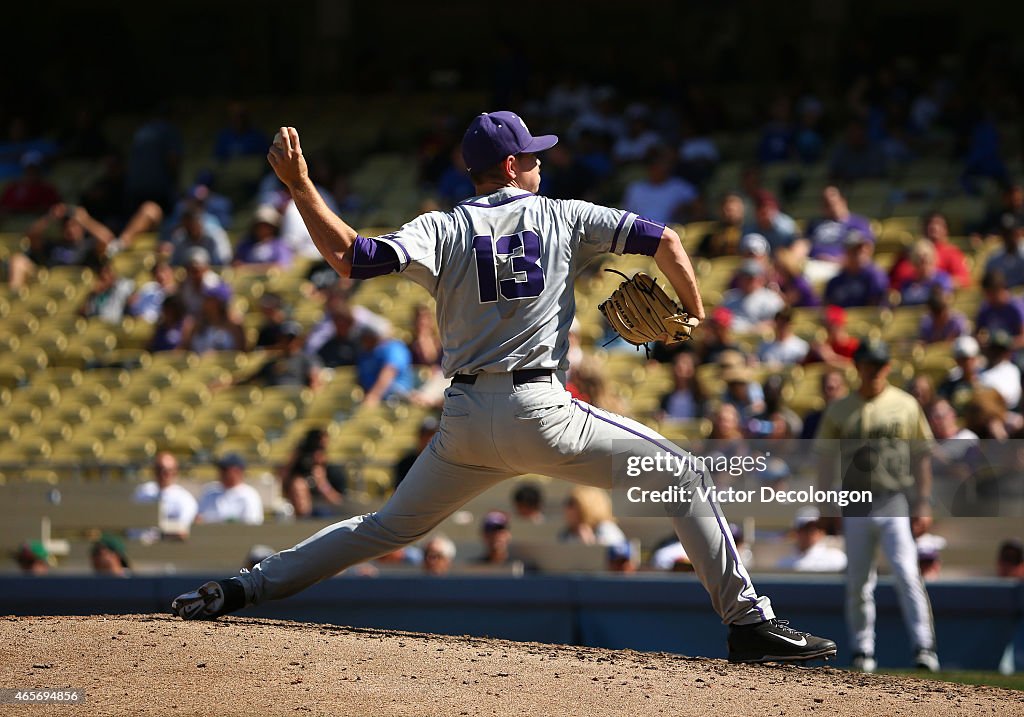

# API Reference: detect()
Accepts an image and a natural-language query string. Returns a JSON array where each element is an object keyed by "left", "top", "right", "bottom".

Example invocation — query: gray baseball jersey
[
  {"left": 236, "top": 186, "right": 776, "bottom": 629},
  {"left": 369, "top": 187, "right": 655, "bottom": 376}
]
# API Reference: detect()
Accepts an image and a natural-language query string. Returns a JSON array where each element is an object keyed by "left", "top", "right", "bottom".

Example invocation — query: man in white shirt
[
  {"left": 133, "top": 451, "right": 198, "bottom": 537},
  {"left": 196, "top": 453, "right": 264, "bottom": 525},
  {"left": 720, "top": 260, "right": 786, "bottom": 333},
  {"left": 622, "top": 148, "right": 697, "bottom": 224},
  {"left": 978, "top": 331, "right": 1022, "bottom": 410},
  {"left": 777, "top": 508, "right": 848, "bottom": 572},
  {"left": 757, "top": 308, "right": 810, "bottom": 366}
]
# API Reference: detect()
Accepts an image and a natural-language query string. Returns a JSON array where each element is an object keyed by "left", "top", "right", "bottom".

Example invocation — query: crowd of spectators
[{"left": 4, "top": 51, "right": 1024, "bottom": 581}]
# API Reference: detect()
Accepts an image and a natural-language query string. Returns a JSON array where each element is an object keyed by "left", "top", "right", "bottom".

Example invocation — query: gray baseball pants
[{"left": 238, "top": 372, "right": 774, "bottom": 626}]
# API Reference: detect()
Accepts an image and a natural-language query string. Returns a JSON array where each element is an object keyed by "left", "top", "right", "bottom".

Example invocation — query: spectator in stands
[
  {"left": 79, "top": 153, "right": 129, "bottom": 231},
  {"left": 777, "top": 508, "right": 847, "bottom": 572},
  {"left": 724, "top": 233, "right": 772, "bottom": 288},
  {"left": 559, "top": 486, "right": 625, "bottom": 547},
  {"left": 133, "top": 451, "right": 199, "bottom": 537},
  {"left": 539, "top": 143, "right": 597, "bottom": 200},
  {"left": 996, "top": 539, "right": 1024, "bottom": 579},
  {"left": 720, "top": 260, "right": 785, "bottom": 333},
  {"left": 315, "top": 303, "right": 359, "bottom": 368},
  {"left": 757, "top": 308, "right": 809, "bottom": 367},
  {"left": 164, "top": 206, "right": 230, "bottom": 267},
  {"left": 918, "top": 287, "right": 968, "bottom": 344},
  {"left": 280, "top": 428, "right": 346, "bottom": 518},
  {"left": 906, "top": 375, "right": 935, "bottom": 409},
  {"left": 565, "top": 357, "right": 627, "bottom": 414},
  {"left": 916, "top": 534, "right": 945, "bottom": 581},
  {"left": 305, "top": 289, "right": 380, "bottom": 355},
  {"left": 119, "top": 178, "right": 232, "bottom": 250},
  {"left": 422, "top": 535, "right": 456, "bottom": 576},
  {"left": 280, "top": 181, "right": 342, "bottom": 260},
  {"left": 613, "top": 108, "right": 662, "bottom": 164},
  {"left": 828, "top": 118, "right": 887, "bottom": 181},
  {"left": 244, "top": 545, "right": 276, "bottom": 572},
  {"left": 607, "top": 542, "right": 636, "bottom": 573},
  {"left": 743, "top": 190, "right": 798, "bottom": 252},
  {"left": 8, "top": 203, "right": 111, "bottom": 289},
  {"left": 408, "top": 304, "right": 442, "bottom": 367},
  {"left": 982, "top": 217, "right": 1024, "bottom": 288},
  {"left": 773, "top": 249, "right": 821, "bottom": 307},
  {"left": 979, "top": 331, "right": 1021, "bottom": 410},
  {"left": 476, "top": 511, "right": 512, "bottom": 565},
  {"left": 806, "top": 305, "right": 860, "bottom": 367},
  {"left": 621, "top": 146, "right": 697, "bottom": 224},
  {"left": 91, "top": 534, "right": 131, "bottom": 577},
  {"left": 927, "top": 398, "right": 980, "bottom": 445},
  {"left": 676, "top": 118, "right": 719, "bottom": 188},
  {"left": 512, "top": 482, "right": 545, "bottom": 524},
  {"left": 751, "top": 374, "right": 802, "bottom": 438},
  {"left": 394, "top": 417, "right": 439, "bottom": 489},
  {"left": 709, "top": 402, "right": 745, "bottom": 441},
  {"left": 124, "top": 105, "right": 183, "bottom": 212},
  {"left": 978, "top": 185, "right": 1024, "bottom": 237},
  {"left": 128, "top": 261, "right": 178, "bottom": 324},
  {"left": 697, "top": 191, "right": 746, "bottom": 258},
  {"left": 357, "top": 321, "right": 415, "bottom": 407},
  {"left": 975, "top": 271, "right": 1024, "bottom": 346},
  {"left": 79, "top": 259, "right": 135, "bottom": 324},
  {"left": 148, "top": 295, "right": 187, "bottom": 352},
  {"left": 196, "top": 453, "right": 264, "bottom": 525},
  {"left": 11, "top": 540, "right": 50, "bottom": 575},
  {"left": 938, "top": 336, "right": 982, "bottom": 413},
  {"left": 181, "top": 283, "right": 245, "bottom": 354},
  {"left": 213, "top": 103, "right": 269, "bottom": 161},
  {"left": 658, "top": 352, "right": 704, "bottom": 421},
  {"left": 823, "top": 232, "right": 889, "bottom": 308},
  {"left": 806, "top": 186, "right": 874, "bottom": 262},
  {"left": 253, "top": 293, "right": 289, "bottom": 348},
  {"left": 720, "top": 363, "right": 766, "bottom": 423},
  {"left": 756, "top": 97, "right": 795, "bottom": 164},
  {"left": 963, "top": 387, "right": 1013, "bottom": 440},
  {"left": 800, "top": 369, "right": 848, "bottom": 439},
  {"left": 794, "top": 97, "right": 825, "bottom": 163},
  {"left": 898, "top": 240, "right": 954, "bottom": 307},
  {"left": 0, "top": 151, "right": 61, "bottom": 215},
  {"left": 959, "top": 110, "right": 1009, "bottom": 193},
  {"left": 233, "top": 205, "right": 292, "bottom": 270},
  {"left": 435, "top": 145, "right": 476, "bottom": 206},
  {"left": 890, "top": 212, "right": 970, "bottom": 290},
  {"left": 699, "top": 307, "right": 740, "bottom": 364},
  {"left": 237, "top": 321, "right": 321, "bottom": 389}
]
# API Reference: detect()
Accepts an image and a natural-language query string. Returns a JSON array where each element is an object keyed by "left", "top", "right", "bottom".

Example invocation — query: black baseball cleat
[
  {"left": 727, "top": 618, "right": 838, "bottom": 664},
  {"left": 171, "top": 578, "right": 247, "bottom": 620}
]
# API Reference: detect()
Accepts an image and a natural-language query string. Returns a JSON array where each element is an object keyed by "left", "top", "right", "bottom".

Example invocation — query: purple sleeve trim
[
  {"left": 350, "top": 235, "right": 401, "bottom": 279},
  {"left": 609, "top": 212, "right": 629, "bottom": 254},
  {"left": 622, "top": 216, "right": 665, "bottom": 256}
]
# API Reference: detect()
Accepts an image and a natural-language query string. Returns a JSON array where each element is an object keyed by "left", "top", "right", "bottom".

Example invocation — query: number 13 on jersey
[{"left": 472, "top": 230, "right": 545, "bottom": 303}]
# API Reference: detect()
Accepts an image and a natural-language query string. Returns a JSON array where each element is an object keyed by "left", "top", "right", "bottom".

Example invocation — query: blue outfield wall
[{"left": 1, "top": 574, "right": 1021, "bottom": 671}]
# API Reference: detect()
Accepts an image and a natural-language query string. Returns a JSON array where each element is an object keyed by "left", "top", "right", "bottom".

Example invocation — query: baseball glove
[{"left": 598, "top": 269, "right": 700, "bottom": 347}]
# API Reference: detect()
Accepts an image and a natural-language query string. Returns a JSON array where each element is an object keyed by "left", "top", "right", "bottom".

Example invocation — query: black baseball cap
[
  {"left": 853, "top": 338, "right": 890, "bottom": 365},
  {"left": 461, "top": 111, "right": 558, "bottom": 174}
]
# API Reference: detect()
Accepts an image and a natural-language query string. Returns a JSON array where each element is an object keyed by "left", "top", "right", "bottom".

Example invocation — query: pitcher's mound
[{"left": 2, "top": 615, "right": 1021, "bottom": 717}]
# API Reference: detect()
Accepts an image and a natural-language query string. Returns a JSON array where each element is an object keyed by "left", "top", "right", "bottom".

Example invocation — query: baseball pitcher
[{"left": 173, "top": 112, "right": 836, "bottom": 664}]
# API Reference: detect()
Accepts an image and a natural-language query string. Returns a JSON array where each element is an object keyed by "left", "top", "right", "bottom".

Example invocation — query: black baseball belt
[{"left": 452, "top": 369, "right": 554, "bottom": 387}]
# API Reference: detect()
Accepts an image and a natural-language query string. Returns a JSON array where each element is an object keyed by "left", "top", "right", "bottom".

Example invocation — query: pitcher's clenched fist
[{"left": 267, "top": 126, "right": 308, "bottom": 189}]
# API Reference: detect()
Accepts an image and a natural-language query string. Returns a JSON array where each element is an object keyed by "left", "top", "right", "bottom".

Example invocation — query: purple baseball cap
[{"left": 461, "top": 111, "right": 558, "bottom": 173}]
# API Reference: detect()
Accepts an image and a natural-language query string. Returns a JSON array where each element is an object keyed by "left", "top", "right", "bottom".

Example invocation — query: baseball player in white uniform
[
  {"left": 815, "top": 339, "right": 939, "bottom": 672},
  {"left": 173, "top": 112, "right": 836, "bottom": 664}
]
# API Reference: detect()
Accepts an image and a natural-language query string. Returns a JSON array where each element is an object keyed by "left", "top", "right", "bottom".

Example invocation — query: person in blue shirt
[{"left": 357, "top": 322, "right": 414, "bottom": 407}]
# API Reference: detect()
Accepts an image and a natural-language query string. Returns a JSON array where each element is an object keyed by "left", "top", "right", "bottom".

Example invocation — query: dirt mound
[{"left": 1, "top": 615, "right": 1021, "bottom": 717}]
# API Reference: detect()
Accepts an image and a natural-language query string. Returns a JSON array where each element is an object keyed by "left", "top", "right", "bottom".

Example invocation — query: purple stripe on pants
[{"left": 573, "top": 399, "right": 768, "bottom": 623}]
